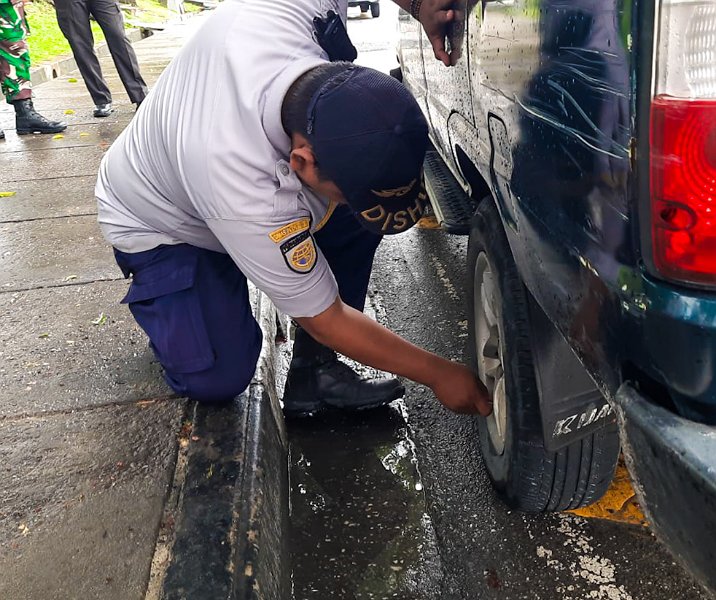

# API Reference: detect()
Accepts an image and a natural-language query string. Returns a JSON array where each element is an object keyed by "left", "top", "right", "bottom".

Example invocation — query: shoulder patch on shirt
[
  {"left": 280, "top": 230, "right": 317, "bottom": 274},
  {"left": 269, "top": 218, "right": 311, "bottom": 243}
]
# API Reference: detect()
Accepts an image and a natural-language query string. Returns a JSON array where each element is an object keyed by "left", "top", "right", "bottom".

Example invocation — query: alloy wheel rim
[{"left": 474, "top": 252, "right": 507, "bottom": 455}]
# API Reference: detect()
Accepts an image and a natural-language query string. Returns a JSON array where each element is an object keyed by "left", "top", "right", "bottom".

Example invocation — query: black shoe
[
  {"left": 0, "top": 128, "right": 4, "bottom": 140},
  {"left": 13, "top": 99, "right": 66, "bottom": 135},
  {"left": 93, "top": 103, "right": 113, "bottom": 117},
  {"left": 282, "top": 327, "right": 404, "bottom": 417}
]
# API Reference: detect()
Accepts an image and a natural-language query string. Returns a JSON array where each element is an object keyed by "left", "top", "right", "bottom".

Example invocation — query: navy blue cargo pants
[{"left": 114, "top": 206, "right": 382, "bottom": 403}]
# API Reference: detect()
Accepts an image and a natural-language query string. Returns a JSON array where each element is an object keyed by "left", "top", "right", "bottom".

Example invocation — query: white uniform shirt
[{"left": 96, "top": 0, "right": 347, "bottom": 318}]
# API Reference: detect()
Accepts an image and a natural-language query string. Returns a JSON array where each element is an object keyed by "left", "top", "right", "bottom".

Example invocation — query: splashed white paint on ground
[
  {"left": 429, "top": 256, "right": 460, "bottom": 301},
  {"left": 532, "top": 515, "right": 634, "bottom": 600}
]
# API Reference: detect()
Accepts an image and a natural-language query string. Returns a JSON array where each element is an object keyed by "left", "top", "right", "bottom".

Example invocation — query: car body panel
[
  {"left": 401, "top": 0, "right": 716, "bottom": 421},
  {"left": 615, "top": 383, "right": 716, "bottom": 591}
]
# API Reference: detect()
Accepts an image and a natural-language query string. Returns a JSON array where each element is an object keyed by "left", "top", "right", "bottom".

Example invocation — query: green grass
[
  {"left": 24, "top": 0, "right": 202, "bottom": 66},
  {"left": 24, "top": 0, "right": 105, "bottom": 65},
  {"left": 128, "top": 0, "right": 202, "bottom": 25}
]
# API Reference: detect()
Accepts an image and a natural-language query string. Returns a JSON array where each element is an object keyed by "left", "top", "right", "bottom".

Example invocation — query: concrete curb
[
  {"left": 30, "top": 28, "right": 148, "bottom": 87},
  {"left": 159, "top": 289, "right": 290, "bottom": 600}
]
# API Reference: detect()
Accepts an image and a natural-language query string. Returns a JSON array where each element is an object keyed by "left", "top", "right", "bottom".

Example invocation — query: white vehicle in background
[{"left": 348, "top": 0, "right": 380, "bottom": 18}]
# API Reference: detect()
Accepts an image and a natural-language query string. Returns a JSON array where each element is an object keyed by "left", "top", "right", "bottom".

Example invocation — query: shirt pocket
[
  {"left": 272, "top": 160, "right": 301, "bottom": 219},
  {"left": 121, "top": 257, "right": 215, "bottom": 374}
]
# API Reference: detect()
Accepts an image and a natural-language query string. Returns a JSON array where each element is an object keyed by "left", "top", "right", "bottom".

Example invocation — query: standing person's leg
[
  {"left": 0, "top": 1, "right": 32, "bottom": 104},
  {"left": 54, "top": 0, "right": 112, "bottom": 107},
  {"left": 115, "top": 244, "right": 263, "bottom": 403},
  {"left": 0, "top": 0, "right": 26, "bottom": 140},
  {"left": 89, "top": 0, "right": 147, "bottom": 105},
  {"left": 0, "top": 0, "right": 65, "bottom": 135},
  {"left": 282, "top": 204, "right": 403, "bottom": 416}
]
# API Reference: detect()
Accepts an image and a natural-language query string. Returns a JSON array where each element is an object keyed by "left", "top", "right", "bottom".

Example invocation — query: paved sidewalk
[{"left": 0, "top": 15, "right": 288, "bottom": 600}]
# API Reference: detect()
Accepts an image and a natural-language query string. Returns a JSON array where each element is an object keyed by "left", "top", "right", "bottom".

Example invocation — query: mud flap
[{"left": 527, "top": 293, "right": 616, "bottom": 452}]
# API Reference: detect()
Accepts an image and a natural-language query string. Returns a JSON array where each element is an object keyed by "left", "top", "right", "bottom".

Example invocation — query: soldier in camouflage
[{"left": 0, "top": 0, "right": 66, "bottom": 139}]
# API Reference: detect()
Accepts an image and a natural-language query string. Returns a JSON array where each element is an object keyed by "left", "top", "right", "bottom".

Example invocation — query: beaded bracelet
[{"left": 409, "top": 0, "right": 424, "bottom": 20}]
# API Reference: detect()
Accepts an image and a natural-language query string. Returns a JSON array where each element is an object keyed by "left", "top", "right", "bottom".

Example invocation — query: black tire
[
  {"left": 370, "top": 2, "right": 380, "bottom": 17},
  {"left": 467, "top": 198, "right": 620, "bottom": 512},
  {"left": 360, "top": 3, "right": 369, "bottom": 12}
]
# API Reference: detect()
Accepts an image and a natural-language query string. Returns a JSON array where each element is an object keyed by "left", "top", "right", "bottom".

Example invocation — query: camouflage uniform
[
  {"left": 0, "top": 0, "right": 65, "bottom": 138},
  {"left": 0, "top": 0, "right": 32, "bottom": 104}
]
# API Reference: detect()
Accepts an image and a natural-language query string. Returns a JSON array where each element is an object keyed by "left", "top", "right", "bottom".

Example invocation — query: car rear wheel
[
  {"left": 467, "top": 198, "right": 620, "bottom": 511},
  {"left": 370, "top": 2, "right": 380, "bottom": 17}
]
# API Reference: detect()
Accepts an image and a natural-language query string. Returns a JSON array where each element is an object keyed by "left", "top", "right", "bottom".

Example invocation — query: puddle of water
[
  {"left": 278, "top": 297, "right": 442, "bottom": 600},
  {"left": 287, "top": 405, "right": 442, "bottom": 600}
]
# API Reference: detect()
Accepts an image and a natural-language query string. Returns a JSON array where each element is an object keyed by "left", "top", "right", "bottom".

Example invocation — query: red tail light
[{"left": 650, "top": 96, "right": 716, "bottom": 285}]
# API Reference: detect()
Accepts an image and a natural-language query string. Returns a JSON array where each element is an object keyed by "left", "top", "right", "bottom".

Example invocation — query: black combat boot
[
  {"left": 13, "top": 99, "right": 67, "bottom": 135},
  {"left": 282, "top": 327, "right": 405, "bottom": 417}
]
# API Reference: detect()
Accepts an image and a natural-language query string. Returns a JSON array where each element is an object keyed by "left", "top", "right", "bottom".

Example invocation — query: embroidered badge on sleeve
[{"left": 280, "top": 230, "right": 317, "bottom": 274}]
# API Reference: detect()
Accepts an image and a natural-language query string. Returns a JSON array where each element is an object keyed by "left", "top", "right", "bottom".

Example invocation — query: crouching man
[{"left": 96, "top": 0, "right": 491, "bottom": 417}]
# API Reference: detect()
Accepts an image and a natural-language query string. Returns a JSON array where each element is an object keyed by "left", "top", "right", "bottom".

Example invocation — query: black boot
[
  {"left": 13, "top": 99, "right": 67, "bottom": 135},
  {"left": 282, "top": 327, "right": 404, "bottom": 417}
]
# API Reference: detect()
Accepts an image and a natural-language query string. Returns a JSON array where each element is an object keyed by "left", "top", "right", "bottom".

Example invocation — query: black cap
[{"left": 306, "top": 66, "right": 429, "bottom": 235}]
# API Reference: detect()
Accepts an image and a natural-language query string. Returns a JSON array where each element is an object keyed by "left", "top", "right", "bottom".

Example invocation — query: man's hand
[
  {"left": 429, "top": 359, "right": 493, "bottom": 415},
  {"left": 298, "top": 298, "right": 492, "bottom": 416},
  {"left": 417, "top": 0, "right": 457, "bottom": 66}
]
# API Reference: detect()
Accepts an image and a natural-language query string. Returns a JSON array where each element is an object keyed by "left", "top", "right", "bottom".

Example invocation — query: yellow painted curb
[
  {"left": 416, "top": 216, "right": 441, "bottom": 229},
  {"left": 570, "top": 459, "right": 648, "bottom": 526}
]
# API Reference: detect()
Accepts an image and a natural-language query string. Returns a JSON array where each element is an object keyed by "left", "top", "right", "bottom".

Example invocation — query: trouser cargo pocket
[{"left": 120, "top": 252, "right": 216, "bottom": 374}]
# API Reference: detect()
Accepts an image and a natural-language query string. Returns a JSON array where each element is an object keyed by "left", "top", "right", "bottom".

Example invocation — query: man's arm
[
  {"left": 296, "top": 297, "right": 492, "bottom": 415},
  {"left": 392, "top": 0, "right": 456, "bottom": 66}
]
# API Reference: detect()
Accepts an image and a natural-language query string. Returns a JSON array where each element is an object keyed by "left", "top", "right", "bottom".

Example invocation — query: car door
[
  {"left": 420, "top": 0, "right": 474, "bottom": 165},
  {"left": 397, "top": 9, "right": 434, "bottom": 132}
]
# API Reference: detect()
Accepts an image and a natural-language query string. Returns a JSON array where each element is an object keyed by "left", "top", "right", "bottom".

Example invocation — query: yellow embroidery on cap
[
  {"left": 371, "top": 178, "right": 417, "bottom": 198},
  {"left": 360, "top": 193, "right": 427, "bottom": 233},
  {"left": 313, "top": 200, "right": 338, "bottom": 232},
  {"left": 269, "top": 218, "right": 310, "bottom": 243}
]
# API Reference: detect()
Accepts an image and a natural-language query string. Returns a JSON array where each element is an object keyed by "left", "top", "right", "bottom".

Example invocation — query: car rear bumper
[
  {"left": 615, "top": 383, "right": 716, "bottom": 594},
  {"left": 633, "top": 275, "right": 716, "bottom": 424}
]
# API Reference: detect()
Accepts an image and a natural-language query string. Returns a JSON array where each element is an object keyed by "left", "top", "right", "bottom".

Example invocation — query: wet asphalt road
[
  {"left": 289, "top": 225, "right": 710, "bottom": 600},
  {"left": 287, "top": 6, "right": 711, "bottom": 600}
]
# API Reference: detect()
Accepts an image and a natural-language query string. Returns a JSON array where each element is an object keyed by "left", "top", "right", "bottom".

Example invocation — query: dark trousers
[
  {"left": 54, "top": 0, "right": 148, "bottom": 105},
  {"left": 114, "top": 206, "right": 382, "bottom": 403}
]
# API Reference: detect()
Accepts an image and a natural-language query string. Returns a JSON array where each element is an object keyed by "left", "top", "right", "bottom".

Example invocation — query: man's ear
[{"left": 289, "top": 145, "right": 316, "bottom": 178}]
